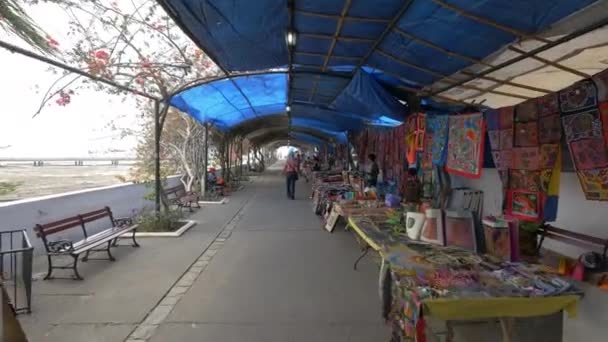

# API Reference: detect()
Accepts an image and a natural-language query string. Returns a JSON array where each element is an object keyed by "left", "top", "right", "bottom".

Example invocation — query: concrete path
[{"left": 19, "top": 168, "right": 389, "bottom": 341}]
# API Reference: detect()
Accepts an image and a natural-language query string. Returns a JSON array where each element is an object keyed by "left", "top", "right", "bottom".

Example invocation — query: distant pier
[{"left": 0, "top": 157, "right": 137, "bottom": 167}]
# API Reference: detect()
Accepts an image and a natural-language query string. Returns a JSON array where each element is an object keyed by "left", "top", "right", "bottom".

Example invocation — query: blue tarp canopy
[{"left": 161, "top": 0, "right": 600, "bottom": 146}]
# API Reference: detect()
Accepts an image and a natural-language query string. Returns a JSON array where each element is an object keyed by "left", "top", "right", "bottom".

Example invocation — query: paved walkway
[{"left": 20, "top": 167, "right": 388, "bottom": 341}]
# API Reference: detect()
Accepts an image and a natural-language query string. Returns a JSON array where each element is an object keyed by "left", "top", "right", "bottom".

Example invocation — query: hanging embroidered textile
[
  {"left": 426, "top": 114, "right": 449, "bottom": 166},
  {"left": 560, "top": 78, "right": 608, "bottom": 201},
  {"left": 446, "top": 113, "right": 485, "bottom": 178},
  {"left": 492, "top": 94, "right": 563, "bottom": 221}
]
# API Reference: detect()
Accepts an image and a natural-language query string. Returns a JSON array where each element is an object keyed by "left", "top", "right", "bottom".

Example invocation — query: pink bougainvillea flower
[
  {"left": 55, "top": 90, "right": 72, "bottom": 106},
  {"left": 46, "top": 35, "right": 59, "bottom": 47},
  {"left": 95, "top": 50, "right": 110, "bottom": 60},
  {"left": 135, "top": 77, "right": 145, "bottom": 85}
]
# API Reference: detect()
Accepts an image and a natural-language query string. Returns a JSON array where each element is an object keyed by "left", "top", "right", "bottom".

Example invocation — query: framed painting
[
  {"left": 444, "top": 210, "right": 477, "bottom": 252},
  {"left": 506, "top": 190, "right": 542, "bottom": 221},
  {"left": 420, "top": 209, "right": 445, "bottom": 246}
]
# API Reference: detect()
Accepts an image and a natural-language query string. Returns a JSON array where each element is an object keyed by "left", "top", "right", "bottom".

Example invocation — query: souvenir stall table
[{"left": 346, "top": 216, "right": 583, "bottom": 342}]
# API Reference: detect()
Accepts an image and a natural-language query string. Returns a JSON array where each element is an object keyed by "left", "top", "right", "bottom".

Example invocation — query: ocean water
[{"left": 0, "top": 162, "right": 134, "bottom": 201}]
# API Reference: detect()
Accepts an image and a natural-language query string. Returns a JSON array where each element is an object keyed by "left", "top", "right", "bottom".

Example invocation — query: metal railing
[{"left": 0, "top": 229, "right": 33, "bottom": 314}]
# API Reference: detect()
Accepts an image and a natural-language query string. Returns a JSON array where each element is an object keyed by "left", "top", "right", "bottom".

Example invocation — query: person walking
[
  {"left": 367, "top": 153, "right": 380, "bottom": 187},
  {"left": 283, "top": 153, "right": 299, "bottom": 199}
]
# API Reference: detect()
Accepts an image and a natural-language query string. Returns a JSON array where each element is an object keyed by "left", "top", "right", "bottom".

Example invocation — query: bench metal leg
[
  {"left": 354, "top": 246, "right": 370, "bottom": 271},
  {"left": 72, "top": 255, "right": 84, "bottom": 280},
  {"left": 44, "top": 255, "right": 54, "bottom": 280},
  {"left": 83, "top": 250, "right": 90, "bottom": 262},
  {"left": 131, "top": 229, "right": 140, "bottom": 247},
  {"left": 106, "top": 241, "right": 116, "bottom": 261}
]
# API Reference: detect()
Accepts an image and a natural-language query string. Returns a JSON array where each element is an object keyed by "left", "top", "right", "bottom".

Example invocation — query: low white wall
[
  {"left": 0, "top": 176, "right": 180, "bottom": 255},
  {"left": 453, "top": 169, "right": 608, "bottom": 258}
]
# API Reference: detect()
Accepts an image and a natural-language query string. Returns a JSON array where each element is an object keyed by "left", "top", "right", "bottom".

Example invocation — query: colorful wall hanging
[
  {"left": 560, "top": 77, "right": 608, "bottom": 201},
  {"left": 445, "top": 113, "right": 485, "bottom": 178},
  {"left": 489, "top": 94, "right": 563, "bottom": 221},
  {"left": 426, "top": 114, "right": 449, "bottom": 166}
]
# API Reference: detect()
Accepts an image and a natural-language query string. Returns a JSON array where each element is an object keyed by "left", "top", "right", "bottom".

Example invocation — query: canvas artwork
[
  {"left": 516, "top": 100, "right": 538, "bottom": 122},
  {"left": 562, "top": 109, "right": 603, "bottom": 142},
  {"left": 569, "top": 138, "right": 608, "bottom": 170},
  {"left": 539, "top": 115, "right": 562, "bottom": 144},
  {"left": 507, "top": 190, "right": 542, "bottom": 221},
  {"left": 426, "top": 115, "right": 449, "bottom": 166},
  {"left": 499, "top": 106, "right": 514, "bottom": 129},
  {"left": 514, "top": 122, "right": 539, "bottom": 147},
  {"left": 483, "top": 220, "right": 511, "bottom": 261},
  {"left": 537, "top": 93, "right": 559, "bottom": 117},
  {"left": 509, "top": 169, "right": 541, "bottom": 192},
  {"left": 499, "top": 129, "right": 513, "bottom": 150},
  {"left": 492, "top": 150, "right": 512, "bottom": 171},
  {"left": 577, "top": 168, "right": 608, "bottom": 201},
  {"left": 559, "top": 80, "right": 598, "bottom": 113},
  {"left": 512, "top": 147, "right": 540, "bottom": 170},
  {"left": 444, "top": 210, "right": 477, "bottom": 252},
  {"left": 539, "top": 144, "right": 560, "bottom": 169},
  {"left": 420, "top": 209, "right": 445, "bottom": 245},
  {"left": 446, "top": 113, "right": 485, "bottom": 178}
]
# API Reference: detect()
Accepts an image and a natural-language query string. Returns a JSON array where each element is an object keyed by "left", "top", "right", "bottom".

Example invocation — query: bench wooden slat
[
  {"left": 35, "top": 218, "right": 82, "bottom": 237},
  {"left": 38, "top": 216, "right": 80, "bottom": 229},
  {"left": 543, "top": 232, "right": 602, "bottom": 250},
  {"left": 544, "top": 225, "right": 606, "bottom": 246},
  {"left": 80, "top": 212, "right": 111, "bottom": 224},
  {"left": 539, "top": 224, "right": 608, "bottom": 258},
  {"left": 80, "top": 208, "right": 109, "bottom": 217},
  {"left": 72, "top": 225, "right": 137, "bottom": 254}
]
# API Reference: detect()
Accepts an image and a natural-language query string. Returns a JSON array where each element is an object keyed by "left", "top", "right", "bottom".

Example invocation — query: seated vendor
[
  {"left": 366, "top": 153, "right": 379, "bottom": 187},
  {"left": 207, "top": 168, "right": 218, "bottom": 184},
  {"left": 312, "top": 157, "right": 321, "bottom": 172}
]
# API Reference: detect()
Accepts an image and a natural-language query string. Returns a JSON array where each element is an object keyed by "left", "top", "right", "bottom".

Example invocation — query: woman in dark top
[{"left": 367, "top": 153, "right": 379, "bottom": 187}]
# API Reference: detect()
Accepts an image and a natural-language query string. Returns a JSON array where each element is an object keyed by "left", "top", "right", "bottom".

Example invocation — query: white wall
[
  {"left": 453, "top": 169, "right": 608, "bottom": 258},
  {"left": 0, "top": 176, "right": 180, "bottom": 255}
]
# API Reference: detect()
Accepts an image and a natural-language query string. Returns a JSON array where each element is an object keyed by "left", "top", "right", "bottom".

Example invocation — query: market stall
[
  {"left": 303, "top": 68, "right": 608, "bottom": 341},
  {"left": 345, "top": 214, "right": 582, "bottom": 341}
]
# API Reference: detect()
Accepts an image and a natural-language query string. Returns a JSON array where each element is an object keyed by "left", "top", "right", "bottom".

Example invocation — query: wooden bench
[
  {"left": 34, "top": 207, "right": 139, "bottom": 280},
  {"left": 164, "top": 185, "right": 201, "bottom": 211},
  {"left": 537, "top": 224, "right": 608, "bottom": 259}
]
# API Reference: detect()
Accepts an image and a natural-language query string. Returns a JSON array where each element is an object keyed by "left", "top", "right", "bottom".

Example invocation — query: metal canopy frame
[{"left": 158, "top": 0, "right": 608, "bottom": 115}]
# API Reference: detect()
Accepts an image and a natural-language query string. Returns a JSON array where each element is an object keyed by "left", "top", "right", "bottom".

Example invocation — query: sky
[{"left": 0, "top": 2, "right": 144, "bottom": 159}]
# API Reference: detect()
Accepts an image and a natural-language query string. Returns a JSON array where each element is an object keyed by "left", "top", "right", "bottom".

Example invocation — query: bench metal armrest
[
  {"left": 114, "top": 217, "right": 134, "bottom": 228},
  {"left": 47, "top": 239, "right": 74, "bottom": 254}
]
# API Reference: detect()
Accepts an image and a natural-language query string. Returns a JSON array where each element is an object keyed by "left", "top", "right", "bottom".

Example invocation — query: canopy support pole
[
  {"left": 202, "top": 123, "right": 209, "bottom": 195},
  {"left": 154, "top": 100, "right": 161, "bottom": 213},
  {"left": 247, "top": 144, "right": 251, "bottom": 171},
  {"left": 346, "top": 131, "right": 352, "bottom": 171}
]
